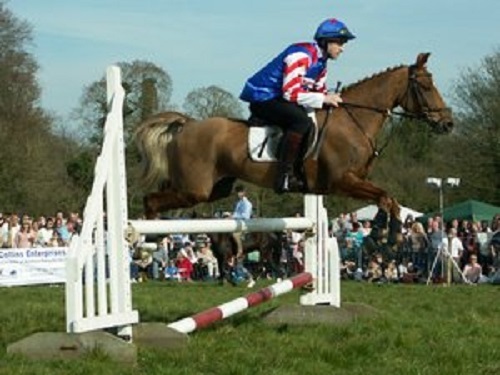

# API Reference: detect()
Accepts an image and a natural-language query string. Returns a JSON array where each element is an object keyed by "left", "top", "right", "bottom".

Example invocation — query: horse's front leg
[
  {"left": 340, "top": 173, "right": 403, "bottom": 246},
  {"left": 339, "top": 172, "right": 390, "bottom": 203}
]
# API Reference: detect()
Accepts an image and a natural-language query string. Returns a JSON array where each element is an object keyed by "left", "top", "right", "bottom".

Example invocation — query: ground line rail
[{"left": 168, "top": 272, "right": 313, "bottom": 334}]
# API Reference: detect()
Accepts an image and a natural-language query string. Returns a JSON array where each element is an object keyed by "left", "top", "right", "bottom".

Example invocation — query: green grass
[{"left": 1, "top": 281, "right": 500, "bottom": 375}]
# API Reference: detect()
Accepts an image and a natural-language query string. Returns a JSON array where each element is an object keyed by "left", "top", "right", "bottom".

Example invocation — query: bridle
[
  {"left": 322, "top": 65, "right": 451, "bottom": 157},
  {"left": 400, "top": 65, "right": 452, "bottom": 124}
]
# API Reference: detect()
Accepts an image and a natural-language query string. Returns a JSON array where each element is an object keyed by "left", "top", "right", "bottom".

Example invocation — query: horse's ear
[{"left": 415, "top": 52, "right": 431, "bottom": 68}]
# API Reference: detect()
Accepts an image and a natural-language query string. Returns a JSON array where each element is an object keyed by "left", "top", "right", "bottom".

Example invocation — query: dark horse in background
[
  {"left": 134, "top": 53, "right": 454, "bottom": 244},
  {"left": 209, "top": 231, "right": 284, "bottom": 284}
]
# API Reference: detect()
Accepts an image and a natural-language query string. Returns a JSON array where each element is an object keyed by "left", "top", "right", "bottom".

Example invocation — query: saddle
[{"left": 246, "top": 113, "right": 321, "bottom": 163}]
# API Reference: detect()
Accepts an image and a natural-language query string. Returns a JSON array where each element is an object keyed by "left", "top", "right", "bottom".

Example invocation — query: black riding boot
[{"left": 274, "top": 131, "right": 305, "bottom": 193}]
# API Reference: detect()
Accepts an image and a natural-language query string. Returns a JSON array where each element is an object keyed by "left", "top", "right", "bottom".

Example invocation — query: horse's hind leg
[{"left": 207, "top": 177, "right": 236, "bottom": 202}]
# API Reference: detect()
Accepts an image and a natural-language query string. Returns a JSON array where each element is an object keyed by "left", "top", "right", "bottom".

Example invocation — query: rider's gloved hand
[{"left": 323, "top": 92, "right": 343, "bottom": 107}]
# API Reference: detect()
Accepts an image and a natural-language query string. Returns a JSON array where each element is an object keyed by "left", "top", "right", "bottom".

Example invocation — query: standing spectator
[
  {"left": 491, "top": 214, "right": 500, "bottom": 233},
  {"left": 0, "top": 213, "right": 7, "bottom": 247},
  {"left": 55, "top": 210, "right": 66, "bottom": 225},
  {"left": 408, "top": 222, "right": 429, "bottom": 274},
  {"left": 441, "top": 228, "right": 464, "bottom": 282},
  {"left": 37, "top": 217, "right": 55, "bottom": 246},
  {"left": 231, "top": 185, "right": 253, "bottom": 260},
  {"left": 292, "top": 239, "right": 305, "bottom": 274},
  {"left": 14, "top": 219, "right": 36, "bottom": 248},
  {"left": 346, "top": 222, "right": 364, "bottom": 267},
  {"left": 36, "top": 216, "right": 47, "bottom": 230},
  {"left": 428, "top": 219, "right": 444, "bottom": 279},
  {"left": 402, "top": 214, "right": 414, "bottom": 237},
  {"left": 361, "top": 221, "right": 372, "bottom": 237},
  {"left": 345, "top": 211, "right": 359, "bottom": 232},
  {"left": 54, "top": 217, "right": 70, "bottom": 245},
  {"left": 6, "top": 214, "right": 21, "bottom": 248}
]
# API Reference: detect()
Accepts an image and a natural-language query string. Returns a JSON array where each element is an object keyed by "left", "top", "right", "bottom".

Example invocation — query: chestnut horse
[{"left": 135, "top": 53, "right": 453, "bottom": 226}]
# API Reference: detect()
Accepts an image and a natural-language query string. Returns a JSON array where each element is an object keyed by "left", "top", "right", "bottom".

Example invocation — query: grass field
[{"left": 1, "top": 280, "right": 499, "bottom": 375}]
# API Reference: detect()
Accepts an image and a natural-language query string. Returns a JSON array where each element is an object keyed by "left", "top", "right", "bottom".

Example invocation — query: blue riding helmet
[{"left": 314, "top": 18, "right": 356, "bottom": 42}]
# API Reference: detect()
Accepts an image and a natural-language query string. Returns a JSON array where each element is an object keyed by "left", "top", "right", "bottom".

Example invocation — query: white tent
[{"left": 353, "top": 204, "right": 423, "bottom": 221}]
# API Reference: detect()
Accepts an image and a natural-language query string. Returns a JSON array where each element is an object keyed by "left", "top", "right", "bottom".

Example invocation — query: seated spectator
[
  {"left": 176, "top": 249, "right": 193, "bottom": 281},
  {"left": 164, "top": 259, "right": 181, "bottom": 281},
  {"left": 365, "top": 257, "right": 383, "bottom": 283},
  {"left": 48, "top": 230, "right": 62, "bottom": 247},
  {"left": 384, "top": 260, "right": 399, "bottom": 283},
  {"left": 340, "top": 260, "right": 361, "bottom": 281},
  {"left": 463, "top": 255, "right": 488, "bottom": 284},
  {"left": 195, "top": 239, "right": 218, "bottom": 280},
  {"left": 151, "top": 241, "right": 169, "bottom": 280},
  {"left": 132, "top": 246, "right": 153, "bottom": 282},
  {"left": 227, "top": 255, "right": 255, "bottom": 288},
  {"left": 401, "top": 262, "right": 419, "bottom": 283}
]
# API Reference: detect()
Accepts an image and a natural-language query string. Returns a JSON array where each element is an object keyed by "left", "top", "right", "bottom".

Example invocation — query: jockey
[{"left": 240, "top": 18, "right": 355, "bottom": 193}]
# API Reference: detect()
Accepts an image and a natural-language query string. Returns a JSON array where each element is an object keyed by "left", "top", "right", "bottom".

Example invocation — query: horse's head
[{"left": 400, "top": 53, "right": 454, "bottom": 133}]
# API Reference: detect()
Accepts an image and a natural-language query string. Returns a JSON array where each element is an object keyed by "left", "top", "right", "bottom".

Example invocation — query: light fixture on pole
[{"left": 425, "top": 177, "right": 465, "bottom": 285}]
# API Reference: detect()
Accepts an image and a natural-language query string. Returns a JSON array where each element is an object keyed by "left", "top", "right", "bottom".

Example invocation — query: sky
[{"left": 6, "top": 0, "right": 500, "bottom": 120}]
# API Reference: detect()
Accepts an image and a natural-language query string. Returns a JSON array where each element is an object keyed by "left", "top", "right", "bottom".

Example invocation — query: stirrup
[{"left": 274, "top": 173, "right": 304, "bottom": 194}]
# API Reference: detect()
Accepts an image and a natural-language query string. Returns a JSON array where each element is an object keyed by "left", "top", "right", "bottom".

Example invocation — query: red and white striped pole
[{"left": 167, "top": 273, "right": 313, "bottom": 334}]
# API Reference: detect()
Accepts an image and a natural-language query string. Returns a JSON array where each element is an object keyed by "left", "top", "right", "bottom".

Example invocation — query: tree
[
  {"left": 0, "top": 2, "right": 86, "bottom": 215},
  {"left": 450, "top": 48, "right": 500, "bottom": 205},
  {"left": 183, "top": 85, "right": 243, "bottom": 119},
  {"left": 74, "top": 60, "right": 174, "bottom": 146}
]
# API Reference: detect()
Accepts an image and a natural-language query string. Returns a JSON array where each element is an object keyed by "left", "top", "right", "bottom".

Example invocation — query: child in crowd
[
  {"left": 365, "top": 257, "right": 383, "bottom": 283},
  {"left": 227, "top": 255, "right": 255, "bottom": 288},
  {"left": 176, "top": 249, "right": 193, "bottom": 281},
  {"left": 164, "top": 260, "right": 181, "bottom": 281},
  {"left": 463, "top": 254, "right": 487, "bottom": 284},
  {"left": 384, "top": 260, "right": 399, "bottom": 283}
]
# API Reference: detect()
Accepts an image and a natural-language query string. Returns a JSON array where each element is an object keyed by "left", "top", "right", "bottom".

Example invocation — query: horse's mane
[{"left": 341, "top": 64, "right": 407, "bottom": 93}]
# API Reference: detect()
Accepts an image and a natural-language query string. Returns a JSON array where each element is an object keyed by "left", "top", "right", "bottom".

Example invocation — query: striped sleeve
[
  {"left": 282, "top": 51, "right": 325, "bottom": 108},
  {"left": 314, "top": 69, "right": 328, "bottom": 94}
]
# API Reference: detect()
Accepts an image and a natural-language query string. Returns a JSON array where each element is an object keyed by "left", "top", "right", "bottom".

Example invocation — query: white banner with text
[{"left": 0, "top": 247, "right": 68, "bottom": 287}]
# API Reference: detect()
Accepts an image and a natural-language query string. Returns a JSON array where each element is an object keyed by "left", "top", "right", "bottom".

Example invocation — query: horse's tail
[{"left": 134, "top": 111, "right": 193, "bottom": 189}]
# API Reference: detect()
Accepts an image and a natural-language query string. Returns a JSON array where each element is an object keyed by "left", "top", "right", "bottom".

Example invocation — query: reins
[{"left": 328, "top": 66, "right": 449, "bottom": 157}]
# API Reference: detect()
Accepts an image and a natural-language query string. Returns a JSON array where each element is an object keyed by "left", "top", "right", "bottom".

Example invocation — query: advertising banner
[{"left": 0, "top": 247, "right": 68, "bottom": 287}]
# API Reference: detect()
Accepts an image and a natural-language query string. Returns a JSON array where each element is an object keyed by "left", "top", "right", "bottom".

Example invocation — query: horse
[
  {"left": 208, "top": 231, "right": 284, "bottom": 284},
  {"left": 134, "top": 53, "right": 453, "bottom": 240}
]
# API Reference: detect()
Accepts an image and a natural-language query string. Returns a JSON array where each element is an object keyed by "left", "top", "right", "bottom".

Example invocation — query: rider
[{"left": 240, "top": 18, "right": 355, "bottom": 193}]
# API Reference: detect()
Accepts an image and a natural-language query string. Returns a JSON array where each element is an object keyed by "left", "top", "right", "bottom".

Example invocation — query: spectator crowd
[
  {"left": 0, "top": 211, "right": 82, "bottom": 249},
  {"left": 332, "top": 211, "right": 500, "bottom": 285},
  {"left": 2, "top": 207, "right": 499, "bottom": 288}
]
